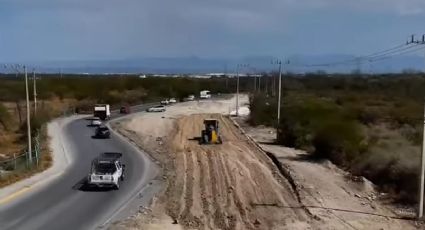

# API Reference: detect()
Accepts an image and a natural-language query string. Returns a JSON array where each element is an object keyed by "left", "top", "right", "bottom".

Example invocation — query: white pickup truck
[
  {"left": 87, "top": 153, "right": 125, "bottom": 190},
  {"left": 200, "top": 90, "right": 211, "bottom": 99}
]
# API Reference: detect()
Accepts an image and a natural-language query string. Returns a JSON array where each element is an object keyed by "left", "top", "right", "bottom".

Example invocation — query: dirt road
[
  {"left": 111, "top": 97, "right": 314, "bottom": 229},
  {"left": 111, "top": 96, "right": 418, "bottom": 230},
  {"left": 164, "top": 114, "right": 312, "bottom": 229}
]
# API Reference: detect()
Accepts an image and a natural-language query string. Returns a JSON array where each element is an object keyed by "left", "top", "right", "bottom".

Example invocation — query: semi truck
[{"left": 94, "top": 104, "right": 111, "bottom": 120}]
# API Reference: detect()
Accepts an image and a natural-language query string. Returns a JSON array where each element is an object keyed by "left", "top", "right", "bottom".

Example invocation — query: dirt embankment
[
  {"left": 111, "top": 97, "right": 314, "bottom": 229},
  {"left": 239, "top": 123, "right": 421, "bottom": 230},
  {"left": 164, "top": 114, "right": 312, "bottom": 229},
  {"left": 111, "top": 96, "right": 419, "bottom": 230},
  {"left": 112, "top": 112, "right": 313, "bottom": 229}
]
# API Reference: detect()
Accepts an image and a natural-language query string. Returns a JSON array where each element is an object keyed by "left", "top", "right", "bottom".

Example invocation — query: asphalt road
[{"left": 0, "top": 103, "right": 159, "bottom": 230}]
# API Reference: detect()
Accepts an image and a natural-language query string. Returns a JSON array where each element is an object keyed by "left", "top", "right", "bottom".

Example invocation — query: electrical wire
[{"left": 303, "top": 43, "right": 420, "bottom": 68}]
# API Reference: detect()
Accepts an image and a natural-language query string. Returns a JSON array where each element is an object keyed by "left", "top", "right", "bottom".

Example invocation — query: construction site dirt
[{"left": 110, "top": 96, "right": 419, "bottom": 230}]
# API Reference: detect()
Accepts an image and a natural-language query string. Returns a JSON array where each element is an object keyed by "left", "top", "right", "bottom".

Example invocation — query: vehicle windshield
[
  {"left": 155, "top": 106, "right": 164, "bottom": 108},
  {"left": 93, "top": 162, "right": 116, "bottom": 174},
  {"left": 98, "top": 127, "right": 108, "bottom": 131}
]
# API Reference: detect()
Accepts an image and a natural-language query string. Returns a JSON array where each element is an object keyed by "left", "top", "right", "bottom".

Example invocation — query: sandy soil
[
  {"left": 239, "top": 123, "right": 421, "bottom": 230},
  {"left": 111, "top": 96, "right": 420, "bottom": 230}
]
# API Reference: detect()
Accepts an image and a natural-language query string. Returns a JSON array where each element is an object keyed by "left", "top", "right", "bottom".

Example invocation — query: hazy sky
[{"left": 1, "top": 0, "right": 425, "bottom": 62}]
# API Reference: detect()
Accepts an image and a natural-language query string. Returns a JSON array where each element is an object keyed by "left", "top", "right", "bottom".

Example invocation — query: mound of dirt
[{"left": 163, "top": 114, "right": 312, "bottom": 229}]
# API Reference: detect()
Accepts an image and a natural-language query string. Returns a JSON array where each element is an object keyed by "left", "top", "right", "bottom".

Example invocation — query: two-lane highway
[{"left": 0, "top": 103, "right": 159, "bottom": 230}]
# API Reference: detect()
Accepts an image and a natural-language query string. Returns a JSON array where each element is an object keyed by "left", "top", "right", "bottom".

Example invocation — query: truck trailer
[{"left": 94, "top": 104, "right": 111, "bottom": 120}]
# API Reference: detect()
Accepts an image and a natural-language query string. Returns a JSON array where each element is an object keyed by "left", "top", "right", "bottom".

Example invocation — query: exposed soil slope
[{"left": 164, "top": 114, "right": 312, "bottom": 229}]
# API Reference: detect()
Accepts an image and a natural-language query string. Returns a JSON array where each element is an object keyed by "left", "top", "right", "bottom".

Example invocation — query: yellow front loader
[{"left": 199, "top": 119, "right": 223, "bottom": 145}]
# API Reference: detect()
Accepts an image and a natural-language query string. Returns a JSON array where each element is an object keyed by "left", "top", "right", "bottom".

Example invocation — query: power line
[
  {"left": 303, "top": 43, "right": 419, "bottom": 68},
  {"left": 370, "top": 45, "right": 425, "bottom": 62},
  {"left": 367, "top": 44, "right": 421, "bottom": 61}
]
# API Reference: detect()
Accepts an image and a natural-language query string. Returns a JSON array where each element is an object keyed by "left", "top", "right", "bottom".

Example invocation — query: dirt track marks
[{"left": 166, "top": 114, "right": 311, "bottom": 230}]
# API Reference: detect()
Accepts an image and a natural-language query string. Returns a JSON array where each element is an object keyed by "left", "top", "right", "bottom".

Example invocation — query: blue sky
[{"left": 1, "top": 0, "right": 425, "bottom": 62}]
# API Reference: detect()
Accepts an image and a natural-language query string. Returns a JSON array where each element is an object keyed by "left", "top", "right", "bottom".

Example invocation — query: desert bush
[
  {"left": 19, "top": 108, "right": 53, "bottom": 137},
  {"left": 248, "top": 93, "right": 277, "bottom": 126},
  {"left": 312, "top": 120, "right": 363, "bottom": 165},
  {"left": 0, "top": 103, "right": 12, "bottom": 131}
]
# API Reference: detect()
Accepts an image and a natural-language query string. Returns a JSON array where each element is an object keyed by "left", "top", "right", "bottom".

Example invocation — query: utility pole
[
  {"left": 24, "top": 66, "right": 32, "bottom": 165},
  {"left": 272, "top": 60, "right": 283, "bottom": 141},
  {"left": 420, "top": 101, "right": 425, "bottom": 218},
  {"left": 5, "top": 64, "right": 33, "bottom": 166},
  {"left": 251, "top": 67, "right": 257, "bottom": 92},
  {"left": 33, "top": 69, "right": 37, "bottom": 114},
  {"left": 407, "top": 34, "right": 425, "bottom": 219},
  {"left": 258, "top": 75, "right": 261, "bottom": 93},
  {"left": 236, "top": 66, "right": 240, "bottom": 116},
  {"left": 273, "top": 59, "right": 289, "bottom": 140},
  {"left": 235, "top": 64, "right": 249, "bottom": 116},
  {"left": 254, "top": 74, "right": 257, "bottom": 92}
]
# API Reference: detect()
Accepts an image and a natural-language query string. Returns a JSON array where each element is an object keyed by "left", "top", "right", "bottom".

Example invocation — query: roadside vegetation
[
  {"left": 1, "top": 72, "right": 423, "bottom": 202},
  {"left": 0, "top": 74, "right": 249, "bottom": 187},
  {"left": 249, "top": 74, "right": 425, "bottom": 203}
]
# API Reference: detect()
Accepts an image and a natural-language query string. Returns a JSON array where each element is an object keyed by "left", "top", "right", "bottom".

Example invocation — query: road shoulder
[{"left": 0, "top": 115, "right": 83, "bottom": 206}]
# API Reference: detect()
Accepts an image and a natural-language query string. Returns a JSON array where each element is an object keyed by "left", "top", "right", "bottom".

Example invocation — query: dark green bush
[
  {"left": 248, "top": 93, "right": 277, "bottom": 126},
  {"left": 312, "top": 120, "right": 363, "bottom": 165}
]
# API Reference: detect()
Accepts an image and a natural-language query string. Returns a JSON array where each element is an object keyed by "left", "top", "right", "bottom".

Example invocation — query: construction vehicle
[{"left": 199, "top": 119, "right": 223, "bottom": 144}]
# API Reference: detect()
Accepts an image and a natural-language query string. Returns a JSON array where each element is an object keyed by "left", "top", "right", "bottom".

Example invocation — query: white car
[
  {"left": 160, "top": 99, "right": 169, "bottom": 105},
  {"left": 146, "top": 105, "right": 166, "bottom": 112},
  {"left": 87, "top": 153, "right": 125, "bottom": 190},
  {"left": 90, "top": 117, "right": 102, "bottom": 126},
  {"left": 184, "top": 95, "right": 195, "bottom": 101},
  {"left": 169, "top": 98, "right": 177, "bottom": 103}
]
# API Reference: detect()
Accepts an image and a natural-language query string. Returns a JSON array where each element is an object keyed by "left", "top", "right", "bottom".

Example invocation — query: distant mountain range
[{"left": 1, "top": 55, "right": 424, "bottom": 74}]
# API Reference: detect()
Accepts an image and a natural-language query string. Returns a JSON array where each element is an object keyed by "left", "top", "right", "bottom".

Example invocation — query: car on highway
[
  {"left": 87, "top": 153, "right": 125, "bottom": 190},
  {"left": 94, "top": 126, "right": 111, "bottom": 138},
  {"left": 120, "top": 105, "right": 130, "bottom": 114},
  {"left": 186, "top": 95, "right": 195, "bottom": 101},
  {"left": 146, "top": 105, "right": 166, "bottom": 112},
  {"left": 89, "top": 117, "right": 102, "bottom": 126},
  {"left": 169, "top": 98, "right": 177, "bottom": 103},
  {"left": 160, "top": 99, "right": 169, "bottom": 105}
]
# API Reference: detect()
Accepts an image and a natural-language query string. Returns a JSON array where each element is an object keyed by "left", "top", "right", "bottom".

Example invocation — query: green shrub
[
  {"left": 312, "top": 120, "right": 363, "bottom": 165},
  {"left": 248, "top": 93, "right": 277, "bottom": 126}
]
